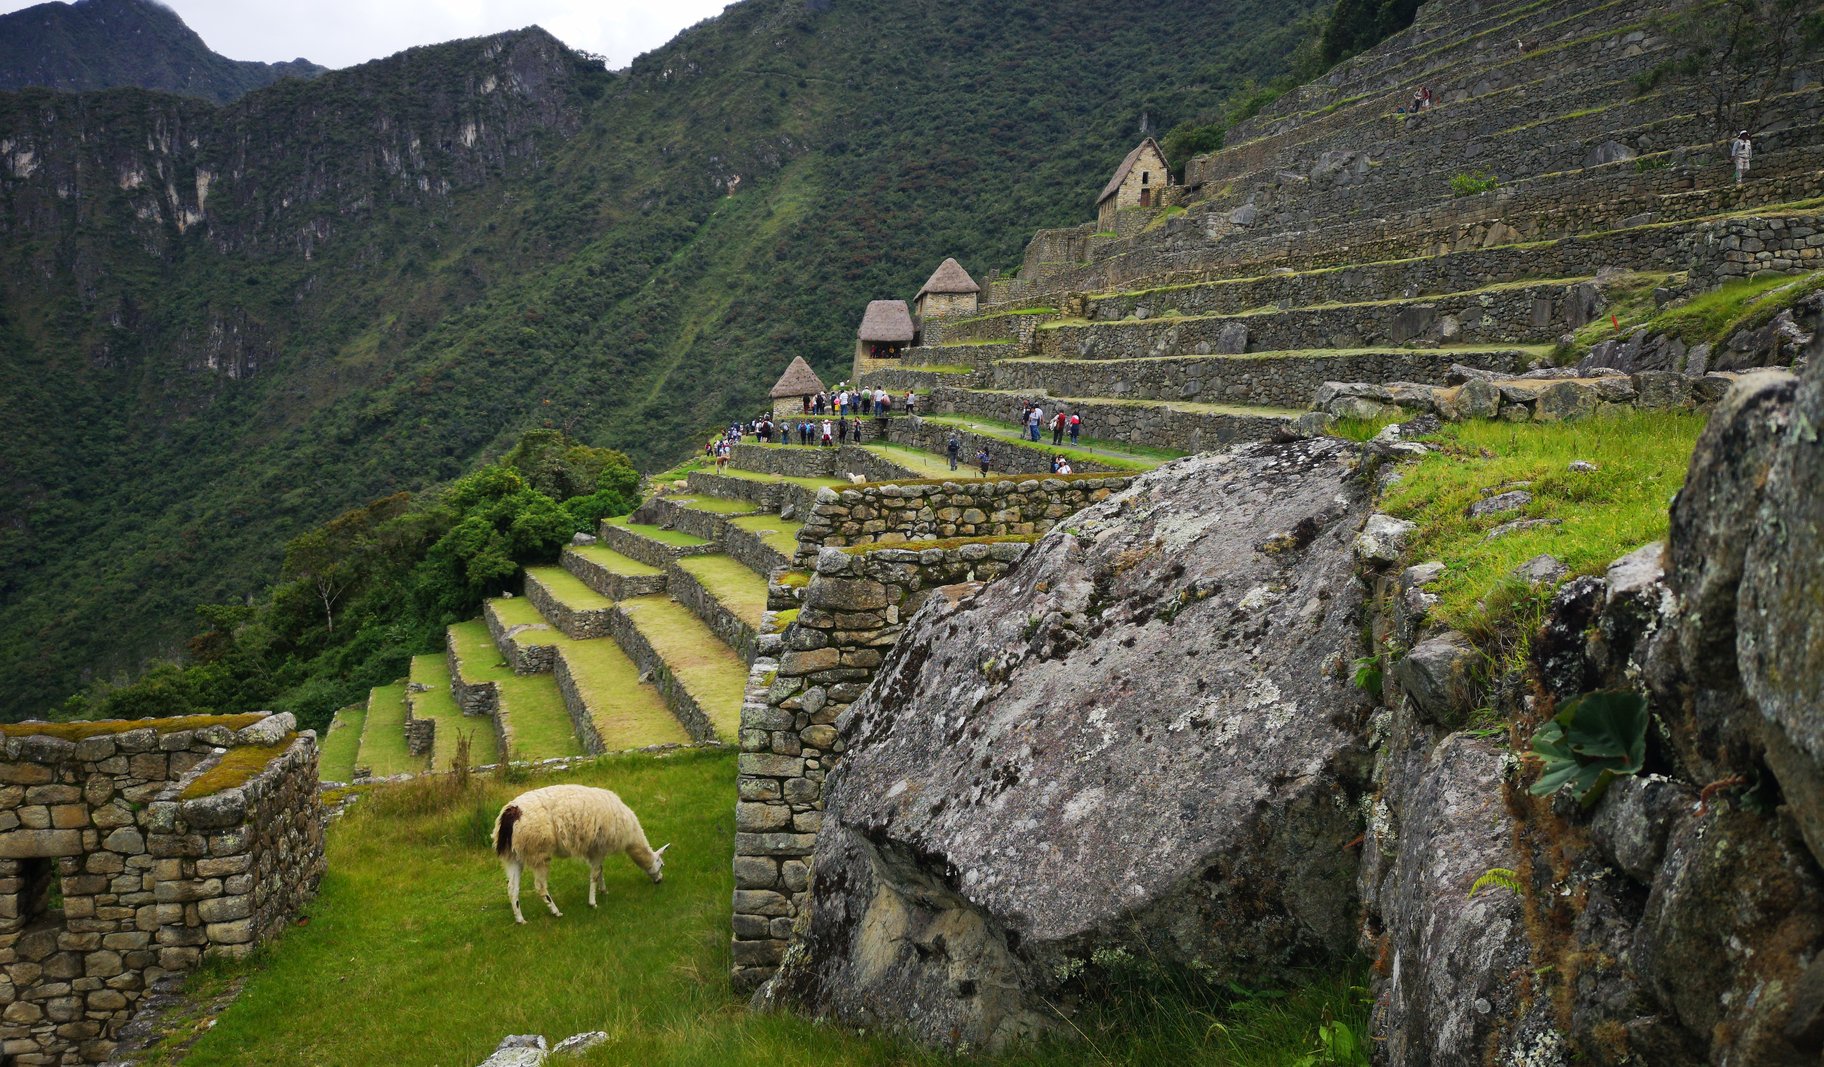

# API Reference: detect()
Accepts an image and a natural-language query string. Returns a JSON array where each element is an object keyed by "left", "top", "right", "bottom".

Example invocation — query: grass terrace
[
  {"left": 676, "top": 555, "right": 770, "bottom": 624},
  {"left": 356, "top": 683, "right": 418, "bottom": 778},
  {"left": 450, "top": 619, "right": 584, "bottom": 762},
  {"left": 550, "top": 639, "right": 690, "bottom": 751},
  {"left": 145, "top": 749, "right": 1371, "bottom": 1067},
  {"left": 671, "top": 494, "right": 762, "bottom": 516},
  {"left": 615, "top": 596, "right": 751, "bottom": 739},
  {"left": 601, "top": 514, "right": 711, "bottom": 549},
  {"left": 860, "top": 442, "right": 984, "bottom": 478},
  {"left": 921, "top": 414, "right": 1182, "bottom": 471},
  {"left": 1382, "top": 411, "right": 1706, "bottom": 669},
  {"left": 487, "top": 596, "right": 560, "bottom": 644},
  {"left": 410, "top": 654, "right": 500, "bottom": 770},
  {"left": 705, "top": 467, "right": 848, "bottom": 492},
  {"left": 526, "top": 565, "right": 615, "bottom": 612},
  {"left": 567, "top": 544, "right": 663, "bottom": 578},
  {"left": 727, "top": 513, "right": 803, "bottom": 557},
  {"left": 318, "top": 703, "right": 365, "bottom": 782}
]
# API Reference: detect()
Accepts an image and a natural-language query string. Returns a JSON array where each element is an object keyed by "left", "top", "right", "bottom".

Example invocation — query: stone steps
[
  {"left": 636, "top": 494, "right": 765, "bottom": 545},
  {"left": 930, "top": 388, "right": 1297, "bottom": 456},
  {"left": 685, "top": 468, "right": 834, "bottom": 517},
  {"left": 986, "top": 346, "right": 1542, "bottom": 410},
  {"left": 1038, "top": 278, "right": 1600, "bottom": 358}
]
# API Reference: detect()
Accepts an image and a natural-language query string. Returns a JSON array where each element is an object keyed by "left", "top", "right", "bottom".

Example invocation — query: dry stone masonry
[{"left": 0, "top": 713, "right": 322, "bottom": 1064}]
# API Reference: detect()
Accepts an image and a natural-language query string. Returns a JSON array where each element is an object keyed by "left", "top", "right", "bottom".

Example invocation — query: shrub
[
  {"left": 1529, "top": 690, "right": 1649, "bottom": 807},
  {"left": 1450, "top": 171, "right": 1499, "bottom": 196}
]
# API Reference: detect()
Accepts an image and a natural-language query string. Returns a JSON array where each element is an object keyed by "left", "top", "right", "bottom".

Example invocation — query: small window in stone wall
[
  {"left": 1141, "top": 171, "right": 1149, "bottom": 185},
  {"left": 11, "top": 857, "right": 64, "bottom": 931}
]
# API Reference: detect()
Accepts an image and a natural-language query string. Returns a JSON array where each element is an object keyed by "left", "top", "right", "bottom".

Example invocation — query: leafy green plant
[
  {"left": 1351, "top": 654, "right": 1383, "bottom": 697},
  {"left": 1468, "top": 867, "right": 1523, "bottom": 898},
  {"left": 1528, "top": 690, "right": 1649, "bottom": 806},
  {"left": 1292, "top": 1018, "right": 1371, "bottom": 1067},
  {"left": 1450, "top": 170, "right": 1499, "bottom": 196}
]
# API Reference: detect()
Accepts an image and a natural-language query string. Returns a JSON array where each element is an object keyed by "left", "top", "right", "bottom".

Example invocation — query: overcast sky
[{"left": 0, "top": 0, "right": 736, "bottom": 69}]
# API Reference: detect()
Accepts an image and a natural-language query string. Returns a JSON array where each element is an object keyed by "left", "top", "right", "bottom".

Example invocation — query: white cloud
[{"left": 0, "top": 0, "right": 734, "bottom": 69}]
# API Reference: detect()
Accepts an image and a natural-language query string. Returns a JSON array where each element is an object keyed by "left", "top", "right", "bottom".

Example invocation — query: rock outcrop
[{"left": 760, "top": 438, "right": 1375, "bottom": 1049}]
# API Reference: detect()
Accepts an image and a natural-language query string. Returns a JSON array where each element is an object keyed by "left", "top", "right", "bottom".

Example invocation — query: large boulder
[{"left": 760, "top": 439, "right": 1375, "bottom": 1050}]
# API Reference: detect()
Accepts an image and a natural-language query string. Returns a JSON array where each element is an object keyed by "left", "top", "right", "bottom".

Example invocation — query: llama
[{"left": 491, "top": 784, "right": 669, "bottom": 924}]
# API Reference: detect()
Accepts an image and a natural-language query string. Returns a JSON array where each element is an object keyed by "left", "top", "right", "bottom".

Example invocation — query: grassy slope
[
  {"left": 154, "top": 751, "right": 1368, "bottom": 1067},
  {"left": 409, "top": 654, "right": 501, "bottom": 770},
  {"left": 317, "top": 702, "right": 366, "bottom": 782},
  {"left": 357, "top": 682, "right": 419, "bottom": 777},
  {"left": 450, "top": 619, "right": 584, "bottom": 761},
  {"left": 676, "top": 555, "right": 770, "bottom": 623},
  {"left": 601, "top": 515, "right": 711, "bottom": 549},
  {"left": 617, "top": 596, "right": 749, "bottom": 739},
  {"left": 553, "top": 639, "right": 692, "bottom": 751},
  {"left": 727, "top": 513, "right": 803, "bottom": 557},
  {"left": 567, "top": 544, "right": 663, "bottom": 577}
]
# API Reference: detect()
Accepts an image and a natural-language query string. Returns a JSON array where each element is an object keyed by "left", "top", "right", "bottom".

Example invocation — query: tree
[{"left": 1662, "top": 0, "right": 1824, "bottom": 137}]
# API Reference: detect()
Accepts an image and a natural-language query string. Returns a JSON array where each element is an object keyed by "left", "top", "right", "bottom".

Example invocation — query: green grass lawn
[
  {"left": 617, "top": 595, "right": 751, "bottom": 739},
  {"left": 705, "top": 466, "right": 847, "bottom": 491},
  {"left": 921, "top": 414, "right": 1179, "bottom": 471},
  {"left": 318, "top": 702, "right": 366, "bottom": 782},
  {"left": 602, "top": 514, "right": 712, "bottom": 549},
  {"left": 356, "top": 682, "right": 420, "bottom": 777},
  {"left": 527, "top": 565, "right": 615, "bottom": 612},
  {"left": 673, "top": 494, "right": 761, "bottom": 516},
  {"left": 487, "top": 596, "right": 559, "bottom": 641},
  {"left": 676, "top": 555, "right": 770, "bottom": 624},
  {"left": 568, "top": 543, "right": 663, "bottom": 577},
  {"left": 449, "top": 619, "right": 584, "bottom": 762},
  {"left": 409, "top": 654, "right": 500, "bottom": 770},
  {"left": 1382, "top": 411, "right": 1706, "bottom": 665},
  {"left": 862, "top": 441, "right": 987, "bottom": 478},
  {"left": 551, "top": 638, "right": 691, "bottom": 751},
  {"left": 153, "top": 750, "right": 1367, "bottom": 1067},
  {"left": 728, "top": 513, "right": 803, "bottom": 556}
]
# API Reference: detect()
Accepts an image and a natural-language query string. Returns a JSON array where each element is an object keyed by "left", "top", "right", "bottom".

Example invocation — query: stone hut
[
  {"left": 855, "top": 299, "right": 914, "bottom": 362},
  {"left": 1095, "top": 136, "right": 1170, "bottom": 231},
  {"left": 0, "top": 712, "right": 324, "bottom": 1064},
  {"left": 912, "top": 258, "right": 980, "bottom": 322},
  {"left": 769, "top": 355, "right": 827, "bottom": 419}
]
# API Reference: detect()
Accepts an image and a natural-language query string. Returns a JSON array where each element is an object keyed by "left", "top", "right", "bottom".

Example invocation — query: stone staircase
[{"left": 859, "top": 0, "right": 1822, "bottom": 455}]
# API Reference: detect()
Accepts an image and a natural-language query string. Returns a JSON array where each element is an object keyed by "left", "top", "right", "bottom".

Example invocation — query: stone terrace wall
[
  {"left": 1689, "top": 214, "right": 1824, "bottom": 285},
  {"left": 483, "top": 600, "right": 558, "bottom": 674},
  {"left": 791, "top": 473, "right": 1135, "bottom": 566},
  {"left": 930, "top": 387, "right": 1290, "bottom": 456},
  {"left": 882, "top": 419, "right": 1128, "bottom": 476},
  {"left": 732, "top": 542, "right": 1032, "bottom": 991},
  {"left": 0, "top": 716, "right": 322, "bottom": 1064}
]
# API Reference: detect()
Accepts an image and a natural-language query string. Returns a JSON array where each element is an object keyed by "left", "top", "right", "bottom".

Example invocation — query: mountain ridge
[{"left": 0, "top": 0, "right": 326, "bottom": 103}]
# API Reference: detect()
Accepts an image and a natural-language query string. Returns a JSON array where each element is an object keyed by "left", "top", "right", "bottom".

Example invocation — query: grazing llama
[{"left": 491, "top": 784, "right": 669, "bottom": 924}]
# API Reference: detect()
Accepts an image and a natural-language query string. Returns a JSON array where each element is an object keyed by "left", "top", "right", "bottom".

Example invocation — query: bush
[{"left": 1449, "top": 170, "right": 1499, "bottom": 196}]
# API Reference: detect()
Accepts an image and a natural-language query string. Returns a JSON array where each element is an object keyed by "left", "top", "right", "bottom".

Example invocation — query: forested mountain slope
[
  {"left": 0, "top": 0, "right": 325, "bottom": 102},
  {"left": 0, "top": 0, "right": 1325, "bottom": 717}
]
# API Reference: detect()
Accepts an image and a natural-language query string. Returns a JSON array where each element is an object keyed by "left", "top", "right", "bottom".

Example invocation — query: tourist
[
  {"left": 904, "top": 390, "right": 916, "bottom": 417},
  {"left": 1050, "top": 454, "right": 1061, "bottom": 473},
  {"left": 800, "top": 420, "right": 811, "bottom": 446},
  {"left": 860, "top": 390, "right": 872, "bottom": 416},
  {"left": 946, "top": 431, "right": 961, "bottom": 471},
  {"left": 1068, "top": 411, "right": 1081, "bottom": 445},
  {"left": 977, "top": 447, "right": 991, "bottom": 477},
  {"left": 801, "top": 394, "right": 811, "bottom": 414},
  {"left": 837, "top": 418, "right": 848, "bottom": 445},
  {"left": 1056, "top": 458, "right": 1072, "bottom": 475},
  {"left": 1028, "top": 405, "right": 1044, "bottom": 442},
  {"left": 1051, "top": 410, "right": 1067, "bottom": 446},
  {"left": 1731, "top": 131, "right": 1753, "bottom": 184},
  {"left": 820, "top": 419, "right": 833, "bottom": 447}
]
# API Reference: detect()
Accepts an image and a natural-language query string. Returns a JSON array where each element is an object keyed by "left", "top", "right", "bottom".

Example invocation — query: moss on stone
[
  {"left": 0, "top": 712, "right": 268, "bottom": 740},
  {"left": 841, "top": 533, "right": 1040, "bottom": 556},
  {"left": 179, "top": 738, "right": 296, "bottom": 800}
]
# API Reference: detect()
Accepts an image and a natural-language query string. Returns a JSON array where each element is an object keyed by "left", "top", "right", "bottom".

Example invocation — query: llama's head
[{"left": 646, "top": 843, "right": 670, "bottom": 884}]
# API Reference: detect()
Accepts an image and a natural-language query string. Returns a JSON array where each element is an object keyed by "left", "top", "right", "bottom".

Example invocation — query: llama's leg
[
  {"left": 505, "top": 858, "right": 525, "bottom": 925},
  {"left": 588, "top": 858, "right": 602, "bottom": 908},
  {"left": 533, "top": 861, "right": 561, "bottom": 917}
]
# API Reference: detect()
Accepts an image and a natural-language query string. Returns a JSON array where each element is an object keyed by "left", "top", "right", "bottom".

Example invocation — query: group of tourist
[
  {"left": 1016, "top": 401, "right": 1082, "bottom": 446},
  {"left": 1399, "top": 85, "right": 1434, "bottom": 115},
  {"left": 800, "top": 386, "right": 919, "bottom": 419}
]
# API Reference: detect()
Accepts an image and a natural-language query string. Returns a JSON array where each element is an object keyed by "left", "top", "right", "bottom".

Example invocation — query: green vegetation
[
  {"left": 700, "top": 467, "right": 848, "bottom": 492},
  {"left": 922, "top": 414, "right": 1187, "bottom": 471},
  {"left": 1563, "top": 270, "right": 1824, "bottom": 360},
  {"left": 488, "top": 596, "right": 559, "bottom": 640},
  {"left": 146, "top": 750, "right": 1372, "bottom": 1067},
  {"left": 526, "top": 566, "right": 614, "bottom": 612},
  {"left": 862, "top": 442, "right": 985, "bottom": 478},
  {"left": 0, "top": 712, "right": 265, "bottom": 740},
  {"left": 46, "top": 431, "right": 637, "bottom": 735},
  {"left": 551, "top": 641, "right": 689, "bottom": 751},
  {"left": 616, "top": 596, "right": 751, "bottom": 739},
  {"left": 1317, "top": 0, "right": 1422, "bottom": 68},
  {"left": 3, "top": 0, "right": 1330, "bottom": 722},
  {"left": 601, "top": 516, "right": 712, "bottom": 549},
  {"left": 728, "top": 514, "right": 805, "bottom": 557},
  {"left": 677, "top": 556, "right": 771, "bottom": 624},
  {"left": 356, "top": 683, "right": 418, "bottom": 778},
  {"left": 673, "top": 495, "right": 761, "bottom": 516},
  {"left": 1449, "top": 171, "right": 1500, "bottom": 196},
  {"left": 1529, "top": 690, "right": 1649, "bottom": 806},
  {"left": 1380, "top": 413, "right": 1705, "bottom": 664},
  {"left": 178, "top": 739, "right": 296, "bottom": 800},
  {"left": 317, "top": 703, "right": 366, "bottom": 782},
  {"left": 409, "top": 654, "right": 501, "bottom": 770}
]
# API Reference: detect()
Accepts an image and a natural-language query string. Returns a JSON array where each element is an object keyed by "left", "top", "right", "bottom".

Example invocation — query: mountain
[
  {"left": 0, "top": 0, "right": 324, "bottom": 103},
  {"left": 0, "top": 0, "right": 1325, "bottom": 719}
]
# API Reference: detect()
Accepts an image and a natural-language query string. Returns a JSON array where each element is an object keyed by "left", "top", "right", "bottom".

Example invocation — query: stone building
[
  {"left": 912, "top": 258, "right": 980, "bottom": 321},
  {"left": 1095, "top": 137, "right": 1170, "bottom": 231},
  {"left": 854, "top": 299, "right": 914, "bottom": 362},
  {"left": 768, "top": 356, "right": 826, "bottom": 419},
  {"left": 0, "top": 713, "right": 323, "bottom": 1064}
]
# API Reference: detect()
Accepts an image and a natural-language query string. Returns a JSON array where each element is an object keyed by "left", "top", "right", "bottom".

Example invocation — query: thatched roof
[
  {"left": 769, "top": 355, "right": 826, "bottom": 398},
  {"left": 1096, "top": 137, "right": 1167, "bottom": 205},
  {"left": 916, "top": 258, "right": 980, "bottom": 297},
  {"left": 856, "top": 299, "right": 915, "bottom": 342}
]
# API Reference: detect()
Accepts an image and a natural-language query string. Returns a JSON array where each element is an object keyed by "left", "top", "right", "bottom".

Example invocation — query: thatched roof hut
[
  {"left": 769, "top": 355, "right": 826, "bottom": 399},
  {"left": 856, "top": 300, "right": 916, "bottom": 343},
  {"left": 916, "top": 258, "right": 980, "bottom": 298}
]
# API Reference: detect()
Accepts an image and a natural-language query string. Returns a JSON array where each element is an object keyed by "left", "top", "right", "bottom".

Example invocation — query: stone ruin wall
[
  {"left": 0, "top": 715, "right": 323, "bottom": 1064},
  {"left": 731, "top": 541, "right": 1031, "bottom": 991},
  {"left": 790, "top": 473, "right": 1136, "bottom": 567}
]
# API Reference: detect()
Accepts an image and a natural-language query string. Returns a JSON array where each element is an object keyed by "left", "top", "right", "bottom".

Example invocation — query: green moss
[
  {"left": 0, "top": 712, "right": 268, "bottom": 740},
  {"left": 842, "top": 533, "right": 1040, "bottom": 556},
  {"left": 178, "top": 739, "right": 297, "bottom": 800},
  {"left": 774, "top": 570, "right": 811, "bottom": 589},
  {"left": 567, "top": 543, "right": 663, "bottom": 577}
]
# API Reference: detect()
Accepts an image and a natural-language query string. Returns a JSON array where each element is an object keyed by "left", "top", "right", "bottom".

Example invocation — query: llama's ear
[{"left": 654, "top": 843, "right": 671, "bottom": 856}]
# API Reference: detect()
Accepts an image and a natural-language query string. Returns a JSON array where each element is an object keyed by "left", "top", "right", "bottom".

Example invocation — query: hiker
[
  {"left": 1027, "top": 405, "right": 1044, "bottom": 442},
  {"left": 799, "top": 421, "right": 811, "bottom": 446},
  {"left": 1068, "top": 411, "right": 1081, "bottom": 445},
  {"left": 1051, "top": 410, "right": 1067, "bottom": 447},
  {"left": 837, "top": 418, "right": 848, "bottom": 445},
  {"left": 946, "top": 431, "right": 961, "bottom": 471},
  {"left": 1730, "top": 130, "right": 1753, "bottom": 184},
  {"left": 820, "top": 419, "right": 833, "bottom": 447},
  {"left": 976, "top": 447, "right": 991, "bottom": 477},
  {"left": 904, "top": 390, "right": 917, "bottom": 417}
]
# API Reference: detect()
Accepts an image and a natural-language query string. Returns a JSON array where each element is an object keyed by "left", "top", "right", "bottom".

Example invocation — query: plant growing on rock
[
  {"left": 1527, "top": 690, "right": 1649, "bottom": 806},
  {"left": 1449, "top": 170, "right": 1499, "bottom": 196}
]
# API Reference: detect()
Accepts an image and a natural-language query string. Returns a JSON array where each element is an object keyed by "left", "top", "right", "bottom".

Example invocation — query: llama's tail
[{"left": 494, "top": 805, "right": 521, "bottom": 857}]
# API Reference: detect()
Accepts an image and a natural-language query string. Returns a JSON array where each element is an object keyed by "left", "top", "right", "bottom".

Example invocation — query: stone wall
[
  {"left": 881, "top": 418, "right": 1129, "bottom": 476},
  {"left": 685, "top": 470, "right": 822, "bottom": 519},
  {"left": 634, "top": 497, "right": 744, "bottom": 544},
  {"left": 915, "top": 291, "right": 976, "bottom": 322},
  {"left": 445, "top": 636, "right": 509, "bottom": 760},
  {"left": 603, "top": 608, "right": 716, "bottom": 744},
  {"left": 1688, "top": 214, "right": 1824, "bottom": 284},
  {"left": 791, "top": 472, "right": 1134, "bottom": 566},
  {"left": 665, "top": 561, "right": 759, "bottom": 664},
  {"left": 731, "top": 542, "right": 1032, "bottom": 991},
  {"left": 929, "top": 386, "right": 1290, "bottom": 455},
  {"left": 726, "top": 445, "right": 838, "bottom": 479},
  {"left": 559, "top": 546, "right": 666, "bottom": 603},
  {"left": 596, "top": 522, "right": 715, "bottom": 570},
  {"left": 482, "top": 599, "right": 557, "bottom": 675},
  {"left": 1312, "top": 368, "right": 1745, "bottom": 424},
  {"left": 551, "top": 653, "right": 606, "bottom": 757},
  {"left": 525, "top": 569, "right": 614, "bottom": 639},
  {"left": 985, "top": 348, "right": 1529, "bottom": 408},
  {"left": 0, "top": 715, "right": 322, "bottom": 1064}
]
